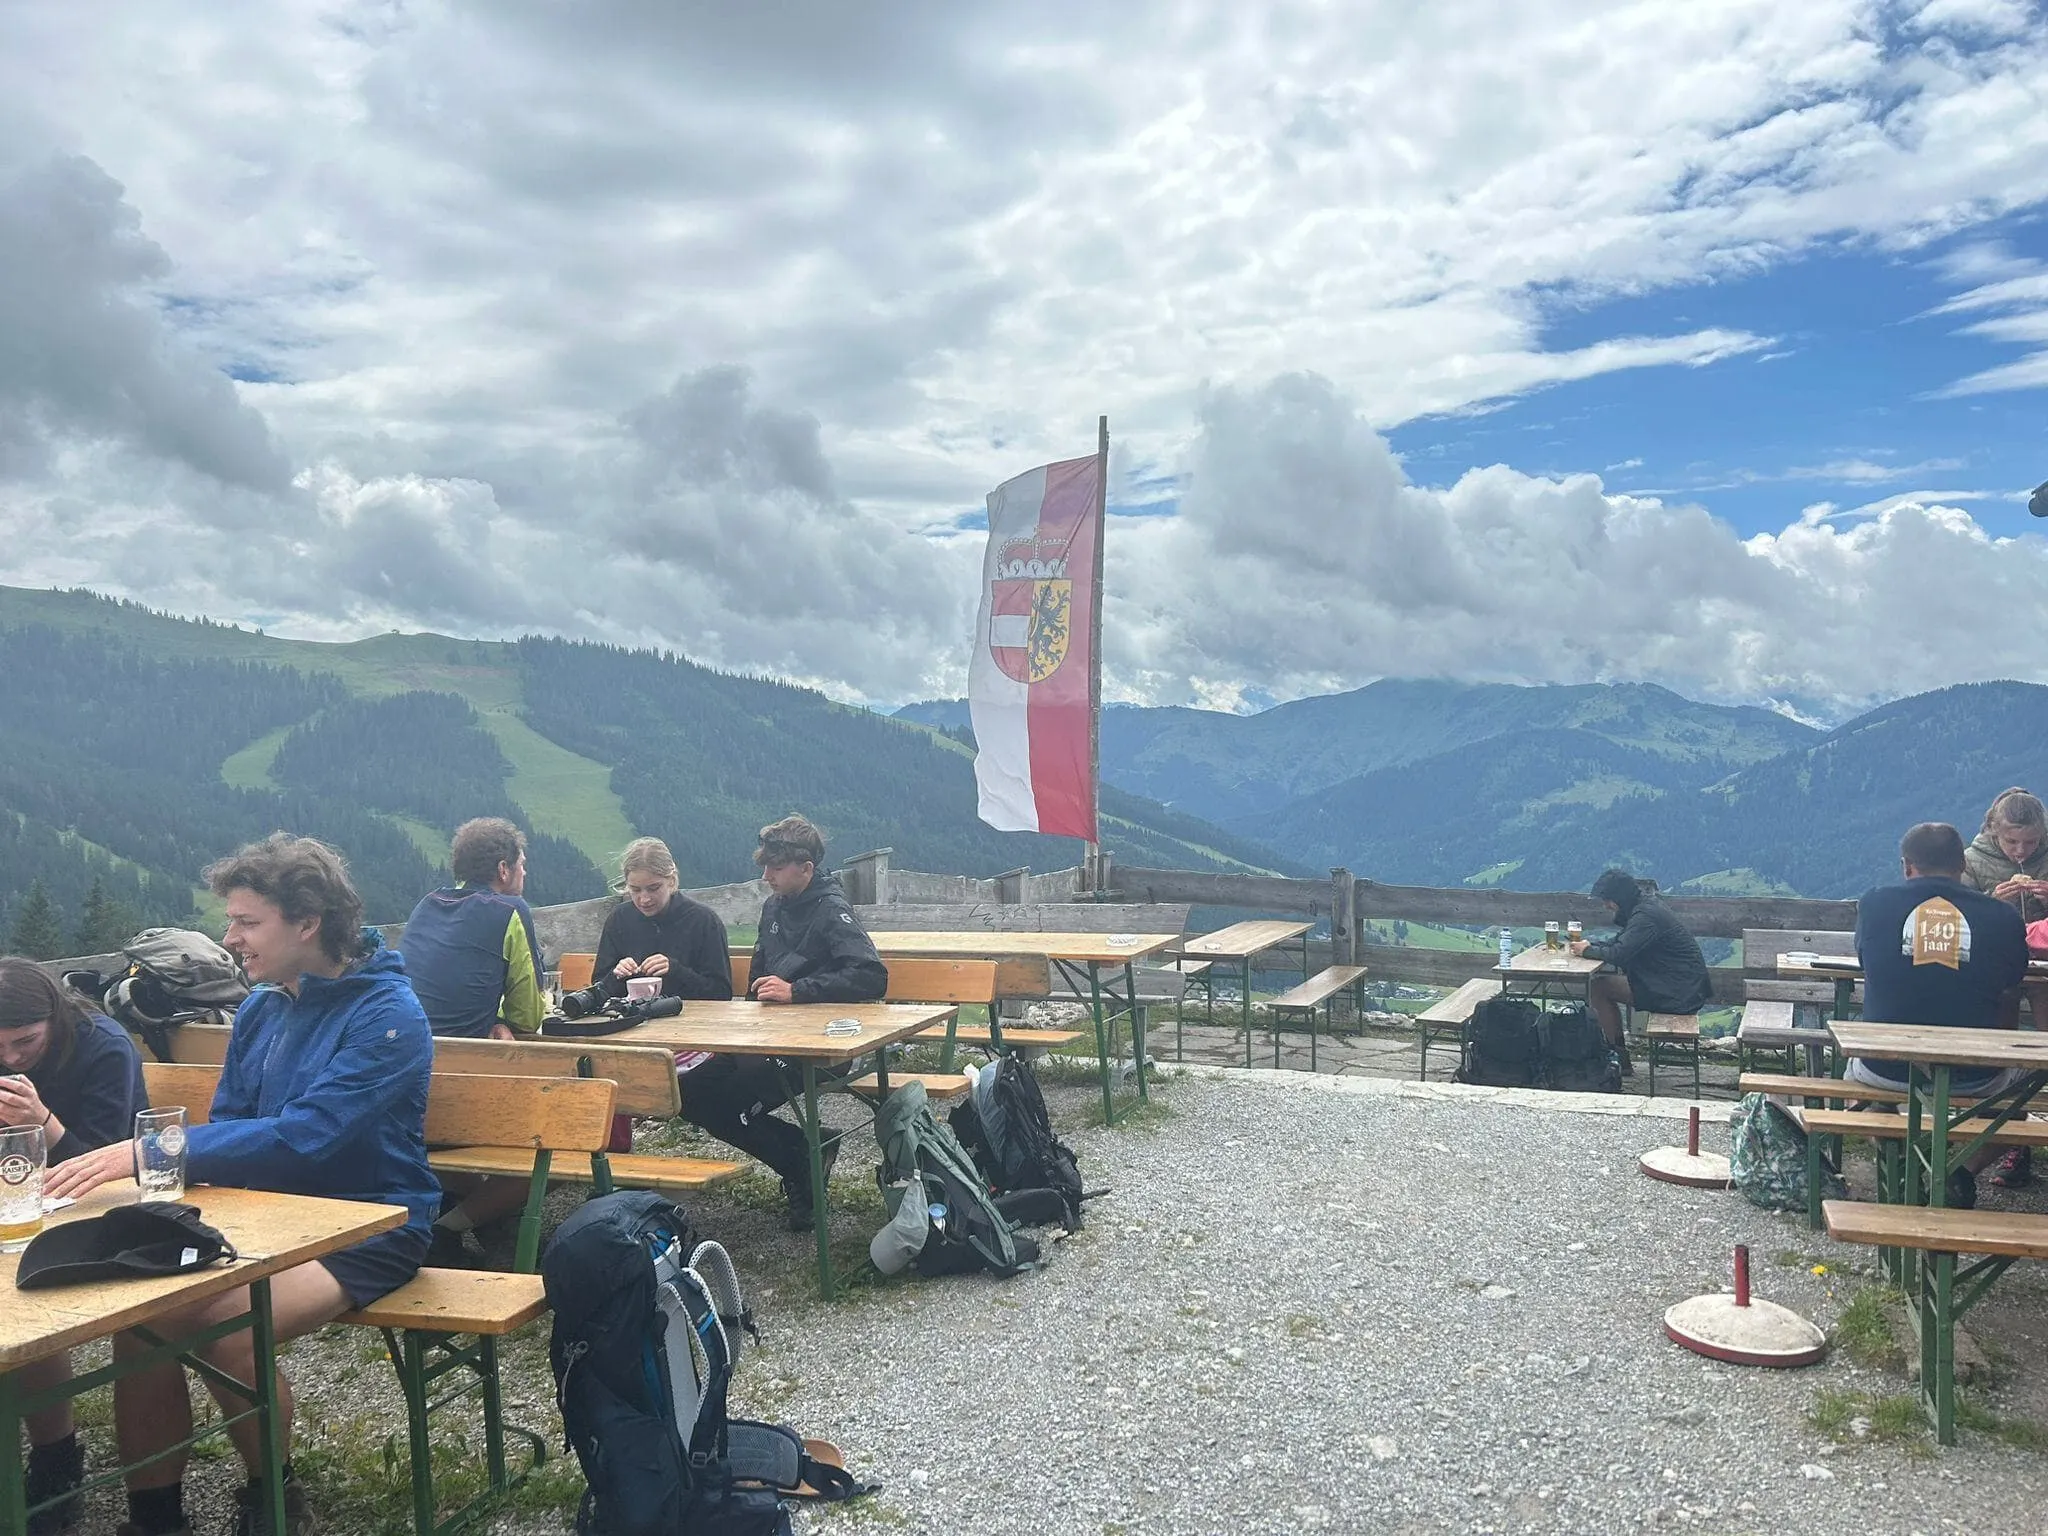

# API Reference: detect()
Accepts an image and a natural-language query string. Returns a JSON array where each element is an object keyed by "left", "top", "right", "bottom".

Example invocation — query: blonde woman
[
  {"left": 1962, "top": 787, "right": 2048, "bottom": 925},
  {"left": 592, "top": 838, "right": 731, "bottom": 1001}
]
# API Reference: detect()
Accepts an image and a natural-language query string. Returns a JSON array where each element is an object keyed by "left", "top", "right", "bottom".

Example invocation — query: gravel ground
[{"left": 54, "top": 1068, "right": 2048, "bottom": 1535}]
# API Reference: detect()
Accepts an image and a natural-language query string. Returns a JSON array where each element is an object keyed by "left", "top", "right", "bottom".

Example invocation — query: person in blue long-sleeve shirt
[
  {"left": 1, "top": 957, "right": 148, "bottom": 1534},
  {"left": 46, "top": 834, "right": 436, "bottom": 1536}
]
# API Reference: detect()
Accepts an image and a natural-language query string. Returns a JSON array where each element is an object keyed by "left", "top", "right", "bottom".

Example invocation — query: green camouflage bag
[{"left": 1729, "top": 1091, "right": 1843, "bottom": 1211}]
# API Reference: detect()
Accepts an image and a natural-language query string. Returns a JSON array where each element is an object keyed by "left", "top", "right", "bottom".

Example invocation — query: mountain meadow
[
  {"left": 3, "top": 582, "right": 2039, "bottom": 953},
  {"left": 900, "top": 676, "right": 2048, "bottom": 902},
  {"left": 0, "top": 586, "right": 1288, "bottom": 949}
]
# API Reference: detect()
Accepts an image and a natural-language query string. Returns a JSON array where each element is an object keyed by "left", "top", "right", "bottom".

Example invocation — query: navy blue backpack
[{"left": 543, "top": 1192, "right": 872, "bottom": 1536}]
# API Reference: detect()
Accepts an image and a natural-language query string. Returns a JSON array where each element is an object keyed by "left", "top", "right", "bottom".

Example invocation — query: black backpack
[
  {"left": 543, "top": 1192, "right": 872, "bottom": 1536},
  {"left": 1456, "top": 995, "right": 1542, "bottom": 1087},
  {"left": 873, "top": 1081, "right": 1040, "bottom": 1278},
  {"left": 950, "top": 1056, "right": 1087, "bottom": 1231},
  {"left": 1538, "top": 1005, "right": 1620, "bottom": 1093}
]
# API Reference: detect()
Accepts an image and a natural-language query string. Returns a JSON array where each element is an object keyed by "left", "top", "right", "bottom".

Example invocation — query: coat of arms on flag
[
  {"left": 988, "top": 535, "right": 1074, "bottom": 684},
  {"left": 967, "top": 452, "right": 1104, "bottom": 841}
]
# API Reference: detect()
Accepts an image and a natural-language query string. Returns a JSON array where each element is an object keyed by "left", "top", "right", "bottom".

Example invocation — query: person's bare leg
[
  {"left": 115, "top": 1261, "right": 351, "bottom": 1487},
  {"left": 1589, "top": 973, "right": 1629, "bottom": 1048},
  {"left": 19, "top": 1352, "right": 74, "bottom": 1445},
  {"left": 439, "top": 1176, "right": 529, "bottom": 1236}
]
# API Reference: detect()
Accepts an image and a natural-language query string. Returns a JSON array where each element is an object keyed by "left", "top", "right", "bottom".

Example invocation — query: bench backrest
[
  {"left": 558, "top": 952, "right": 597, "bottom": 992},
  {"left": 142, "top": 1063, "right": 618, "bottom": 1151},
  {"left": 855, "top": 901, "right": 1192, "bottom": 936},
  {"left": 157, "top": 1025, "right": 680, "bottom": 1118},
  {"left": 729, "top": 953, "right": 1000, "bottom": 1005},
  {"left": 1741, "top": 928, "right": 1858, "bottom": 977}
]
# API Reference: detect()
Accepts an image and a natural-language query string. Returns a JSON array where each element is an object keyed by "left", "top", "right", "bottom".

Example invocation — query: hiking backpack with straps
[
  {"left": 1455, "top": 995, "right": 1543, "bottom": 1088},
  {"left": 543, "top": 1191, "right": 872, "bottom": 1536},
  {"left": 872, "top": 1080, "right": 1040, "bottom": 1279},
  {"left": 68, "top": 928, "right": 251, "bottom": 1062},
  {"left": 949, "top": 1055, "right": 1087, "bottom": 1230}
]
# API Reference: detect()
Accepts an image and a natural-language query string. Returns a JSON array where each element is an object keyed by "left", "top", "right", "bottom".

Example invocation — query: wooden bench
[
  {"left": 1642, "top": 1013, "right": 1701, "bottom": 1099},
  {"left": 136, "top": 1067, "right": 620, "bottom": 1534},
  {"left": 155, "top": 1024, "right": 743, "bottom": 1208},
  {"left": 1265, "top": 965, "right": 1370, "bottom": 1072},
  {"left": 1739, "top": 928, "right": 1858, "bottom": 1072},
  {"left": 1417, "top": 977, "right": 1495, "bottom": 1081},
  {"left": 1824, "top": 1199, "right": 2048, "bottom": 1443},
  {"left": 557, "top": 951, "right": 597, "bottom": 993}
]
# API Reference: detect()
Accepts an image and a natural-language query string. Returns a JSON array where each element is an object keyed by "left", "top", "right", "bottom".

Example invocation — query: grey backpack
[{"left": 75, "top": 928, "right": 250, "bottom": 1061}]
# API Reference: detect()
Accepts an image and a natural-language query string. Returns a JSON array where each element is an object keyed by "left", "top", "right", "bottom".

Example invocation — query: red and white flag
[{"left": 969, "top": 454, "right": 1102, "bottom": 841}]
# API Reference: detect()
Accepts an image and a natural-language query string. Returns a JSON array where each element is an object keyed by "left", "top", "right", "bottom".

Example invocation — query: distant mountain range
[
  {"left": 900, "top": 678, "right": 2047, "bottom": 898},
  {"left": 0, "top": 586, "right": 1289, "bottom": 944}
]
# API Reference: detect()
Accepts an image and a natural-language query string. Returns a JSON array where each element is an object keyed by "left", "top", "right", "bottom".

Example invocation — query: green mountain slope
[
  {"left": 0, "top": 586, "right": 1290, "bottom": 934},
  {"left": 902, "top": 678, "right": 1818, "bottom": 825}
]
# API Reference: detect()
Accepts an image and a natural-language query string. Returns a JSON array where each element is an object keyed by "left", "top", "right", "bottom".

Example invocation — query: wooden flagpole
[{"left": 1086, "top": 414, "right": 1107, "bottom": 891}]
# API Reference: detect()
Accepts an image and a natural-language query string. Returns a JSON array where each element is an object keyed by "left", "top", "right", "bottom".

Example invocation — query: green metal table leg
[
  {"left": 1127, "top": 962, "right": 1147, "bottom": 1102},
  {"left": 1241, "top": 960, "right": 1253, "bottom": 1070},
  {"left": 514, "top": 1150, "right": 553, "bottom": 1274},
  {"left": 481, "top": 1336, "right": 509, "bottom": 1496},
  {"left": 0, "top": 1364, "right": 24, "bottom": 1536},
  {"left": 399, "top": 1329, "right": 436, "bottom": 1536},
  {"left": 1929, "top": 1251, "right": 1955, "bottom": 1444},
  {"left": 249, "top": 1277, "right": 288, "bottom": 1536},
  {"left": 802, "top": 1064, "right": 833, "bottom": 1299},
  {"left": 1087, "top": 962, "right": 1115, "bottom": 1126}
]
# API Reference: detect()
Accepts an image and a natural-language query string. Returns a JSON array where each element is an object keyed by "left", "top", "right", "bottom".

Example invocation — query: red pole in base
[
  {"left": 1734, "top": 1244, "right": 1751, "bottom": 1308},
  {"left": 1687, "top": 1105, "right": 1701, "bottom": 1158}
]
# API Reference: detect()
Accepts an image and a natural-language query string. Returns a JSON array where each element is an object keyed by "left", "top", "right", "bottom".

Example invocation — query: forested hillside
[
  {"left": 515, "top": 638, "right": 1295, "bottom": 885},
  {"left": 0, "top": 587, "right": 1290, "bottom": 945}
]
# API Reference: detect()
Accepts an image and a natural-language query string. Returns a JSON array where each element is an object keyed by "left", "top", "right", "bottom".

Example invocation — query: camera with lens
[
  {"left": 559, "top": 983, "right": 614, "bottom": 1020},
  {"left": 547, "top": 986, "right": 683, "bottom": 1038}
]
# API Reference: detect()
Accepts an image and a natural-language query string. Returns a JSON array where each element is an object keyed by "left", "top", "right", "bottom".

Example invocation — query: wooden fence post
[
  {"left": 996, "top": 867, "right": 1028, "bottom": 904},
  {"left": 1331, "top": 867, "right": 1357, "bottom": 1026},
  {"left": 840, "top": 848, "right": 892, "bottom": 906}
]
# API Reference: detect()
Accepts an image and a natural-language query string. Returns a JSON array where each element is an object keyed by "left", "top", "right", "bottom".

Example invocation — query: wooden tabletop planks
[
  {"left": 2, "top": 1183, "right": 406, "bottom": 1368},
  {"left": 1501, "top": 945, "right": 1603, "bottom": 980},
  {"left": 609, "top": 1000, "right": 954, "bottom": 1060},
  {"left": 1175, "top": 921, "right": 1313, "bottom": 962},
  {"left": 1827, "top": 1020, "right": 2048, "bottom": 1070},
  {"left": 867, "top": 931, "right": 1182, "bottom": 965}
]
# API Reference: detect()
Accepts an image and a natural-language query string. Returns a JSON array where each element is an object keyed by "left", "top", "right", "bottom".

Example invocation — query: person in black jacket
[
  {"left": 747, "top": 815, "right": 887, "bottom": 1005},
  {"left": 1, "top": 957, "right": 148, "bottom": 1533},
  {"left": 594, "top": 837, "right": 732, "bottom": 1001},
  {"left": 1568, "top": 868, "right": 1711, "bottom": 1071}
]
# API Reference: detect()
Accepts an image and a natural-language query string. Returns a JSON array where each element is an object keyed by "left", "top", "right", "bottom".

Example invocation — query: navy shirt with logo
[{"left": 1853, "top": 875, "right": 2028, "bottom": 1090}]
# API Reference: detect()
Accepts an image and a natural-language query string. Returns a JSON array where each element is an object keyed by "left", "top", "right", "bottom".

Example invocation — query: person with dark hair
[
  {"left": 747, "top": 814, "right": 887, "bottom": 1006},
  {"left": 1, "top": 958, "right": 148, "bottom": 1533},
  {"left": 45, "top": 833, "right": 438, "bottom": 1536},
  {"left": 592, "top": 837, "right": 731, "bottom": 1003},
  {"left": 400, "top": 817, "right": 545, "bottom": 1040},
  {"left": 1847, "top": 822, "right": 2031, "bottom": 1207},
  {"left": 1568, "top": 868, "right": 1712, "bottom": 1071}
]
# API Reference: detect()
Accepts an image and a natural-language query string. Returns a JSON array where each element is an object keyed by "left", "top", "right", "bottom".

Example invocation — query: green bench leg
[
  {"left": 380, "top": 1328, "right": 545, "bottom": 1536},
  {"left": 513, "top": 1149, "right": 553, "bottom": 1275}
]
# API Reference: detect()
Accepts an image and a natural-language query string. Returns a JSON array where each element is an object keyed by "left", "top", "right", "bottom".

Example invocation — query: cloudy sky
[{"left": 3, "top": 0, "right": 2047, "bottom": 720}]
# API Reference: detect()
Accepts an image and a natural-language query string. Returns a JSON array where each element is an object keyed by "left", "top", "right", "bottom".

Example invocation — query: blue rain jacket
[{"left": 186, "top": 931, "right": 439, "bottom": 1238}]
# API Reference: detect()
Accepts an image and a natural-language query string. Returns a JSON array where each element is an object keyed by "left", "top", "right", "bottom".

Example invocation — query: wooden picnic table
[
  {"left": 1175, "top": 921, "right": 1314, "bottom": 1069},
  {"left": 1785, "top": 952, "right": 2048, "bottom": 1022},
  {"left": 0, "top": 1181, "right": 406, "bottom": 1534},
  {"left": 1500, "top": 944, "right": 1604, "bottom": 1008},
  {"left": 869, "top": 931, "right": 1181, "bottom": 1124},
  {"left": 1825, "top": 1019, "right": 2048, "bottom": 1441},
  {"left": 613, "top": 1000, "right": 954, "bottom": 1297}
]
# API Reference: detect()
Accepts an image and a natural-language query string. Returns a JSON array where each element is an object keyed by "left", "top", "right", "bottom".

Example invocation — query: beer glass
[
  {"left": 0, "top": 1122, "right": 46, "bottom": 1252},
  {"left": 134, "top": 1107, "right": 188, "bottom": 1203}
]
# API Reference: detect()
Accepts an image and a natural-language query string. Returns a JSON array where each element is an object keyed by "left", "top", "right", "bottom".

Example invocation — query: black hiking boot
[
  {"left": 24, "top": 1434, "right": 83, "bottom": 1534},
  {"left": 782, "top": 1136, "right": 843, "bottom": 1231}
]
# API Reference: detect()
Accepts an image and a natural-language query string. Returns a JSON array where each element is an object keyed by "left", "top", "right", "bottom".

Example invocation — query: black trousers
[{"left": 678, "top": 1054, "right": 823, "bottom": 1189}]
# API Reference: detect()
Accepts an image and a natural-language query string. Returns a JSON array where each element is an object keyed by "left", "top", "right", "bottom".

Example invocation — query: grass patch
[
  {"left": 1808, "top": 1387, "right": 1929, "bottom": 1450},
  {"left": 295, "top": 1411, "right": 586, "bottom": 1535},
  {"left": 1083, "top": 1095, "right": 1176, "bottom": 1131},
  {"left": 1833, "top": 1284, "right": 1909, "bottom": 1371},
  {"left": 1957, "top": 1398, "right": 2048, "bottom": 1451}
]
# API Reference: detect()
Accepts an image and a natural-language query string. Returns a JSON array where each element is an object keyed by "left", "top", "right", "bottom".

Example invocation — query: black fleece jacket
[
  {"left": 593, "top": 892, "right": 733, "bottom": 1000},
  {"left": 749, "top": 871, "right": 889, "bottom": 1004},
  {"left": 1581, "top": 890, "right": 1712, "bottom": 1014}
]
